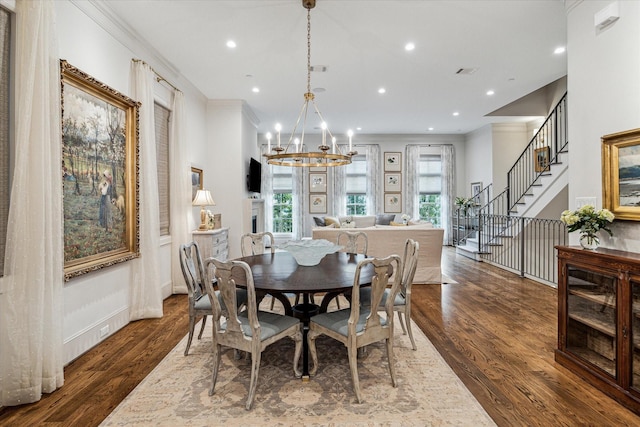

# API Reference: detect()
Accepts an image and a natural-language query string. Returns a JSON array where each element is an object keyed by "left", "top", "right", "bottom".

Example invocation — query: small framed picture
[
  {"left": 384, "top": 173, "right": 402, "bottom": 192},
  {"left": 471, "top": 181, "right": 483, "bottom": 206},
  {"left": 534, "top": 147, "right": 550, "bottom": 172},
  {"left": 384, "top": 193, "right": 402, "bottom": 213},
  {"left": 309, "top": 173, "right": 327, "bottom": 193},
  {"left": 309, "top": 194, "right": 327, "bottom": 214},
  {"left": 384, "top": 152, "right": 402, "bottom": 172},
  {"left": 191, "top": 166, "right": 203, "bottom": 201}
]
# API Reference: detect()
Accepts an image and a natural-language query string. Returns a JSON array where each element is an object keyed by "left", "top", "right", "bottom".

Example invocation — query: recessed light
[
  {"left": 453, "top": 112, "right": 459, "bottom": 116},
  {"left": 486, "top": 90, "right": 495, "bottom": 96},
  {"left": 226, "top": 40, "right": 237, "bottom": 49},
  {"left": 356, "top": 127, "right": 362, "bottom": 131},
  {"left": 554, "top": 46, "right": 566, "bottom": 54},
  {"left": 404, "top": 42, "right": 415, "bottom": 51},
  {"left": 428, "top": 127, "right": 434, "bottom": 131},
  {"left": 378, "top": 87, "right": 386, "bottom": 94},
  {"left": 252, "top": 87, "right": 260, "bottom": 93}
]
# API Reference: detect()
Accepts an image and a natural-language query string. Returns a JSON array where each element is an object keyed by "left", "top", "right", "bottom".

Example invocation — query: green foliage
[
  {"left": 419, "top": 194, "right": 441, "bottom": 226},
  {"left": 273, "top": 192, "right": 293, "bottom": 233}
]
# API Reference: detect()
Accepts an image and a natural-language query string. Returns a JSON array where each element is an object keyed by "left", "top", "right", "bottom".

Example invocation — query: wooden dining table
[{"left": 232, "top": 251, "right": 376, "bottom": 378}]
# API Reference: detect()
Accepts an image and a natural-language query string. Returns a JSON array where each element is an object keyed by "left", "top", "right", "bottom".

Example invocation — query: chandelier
[{"left": 263, "top": 0, "right": 356, "bottom": 167}]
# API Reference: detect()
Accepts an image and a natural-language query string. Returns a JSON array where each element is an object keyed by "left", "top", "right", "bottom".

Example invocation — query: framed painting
[
  {"left": 534, "top": 146, "right": 550, "bottom": 172},
  {"left": 191, "top": 166, "right": 203, "bottom": 201},
  {"left": 602, "top": 128, "right": 640, "bottom": 220},
  {"left": 61, "top": 60, "right": 140, "bottom": 280},
  {"left": 310, "top": 194, "right": 327, "bottom": 214},
  {"left": 384, "top": 193, "right": 402, "bottom": 213},
  {"left": 384, "top": 173, "right": 402, "bottom": 192},
  {"left": 384, "top": 152, "right": 402, "bottom": 171},
  {"left": 309, "top": 172, "right": 327, "bottom": 193},
  {"left": 471, "top": 181, "right": 483, "bottom": 206}
]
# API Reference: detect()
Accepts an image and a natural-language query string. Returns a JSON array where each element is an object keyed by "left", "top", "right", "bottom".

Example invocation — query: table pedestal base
[{"left": 292, "top": 302, "right": 320, "bottom": 379}]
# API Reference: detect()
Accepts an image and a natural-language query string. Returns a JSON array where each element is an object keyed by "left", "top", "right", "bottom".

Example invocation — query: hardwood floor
[{"left": 1, "top": 247, "right": 639, "bottom": 426}]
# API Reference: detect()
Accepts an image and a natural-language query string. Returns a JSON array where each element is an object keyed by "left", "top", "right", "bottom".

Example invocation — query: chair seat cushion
[
  {"left": 235, "top": 311, "right": 300, "bottom": 340},
  {"left": 310, "top": 308, "right": 386, "bottom": 336},
  {"left": 359, "top": 288, "right": 405, "bottom": 307},
  {"left": 196, "top": 289, "right": 249, "bottom": 311}
]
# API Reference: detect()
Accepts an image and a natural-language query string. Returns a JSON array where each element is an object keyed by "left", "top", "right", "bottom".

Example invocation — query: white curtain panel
[
  {"left": 0, "top": 0, "right": 64, "bottom": 406},
  {"left": 363, "top": 144, "right": 381, "bottom": 214},
  {"left": 332, "top": 146, "right": 347, "bottom": 217},
  {"left": 405, "top": 145, "right": 421, "bottom": 219},
  {"left": 292, "top": 167, "right": 304, "bottom": 240},
  {"left": 129, "top": 61, "right": 163, "bottom": 320},
  {"left": 261, "top": 146, "right": 274, "bottom": 233},
  {"left": 441, "top": 145, "right": 455, "bottom": 245},
  {"left": 169, "top": 91, "right": 191, "bottom": 294}
]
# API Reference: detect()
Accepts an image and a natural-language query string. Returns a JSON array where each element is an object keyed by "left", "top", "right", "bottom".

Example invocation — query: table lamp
[{"left": 192, "top": 189, "right": 215, "bottom": 230}]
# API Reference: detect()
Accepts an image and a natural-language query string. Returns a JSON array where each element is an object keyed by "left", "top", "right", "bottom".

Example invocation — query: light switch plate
[{"left": 576, "top": 197, "right": 597, "bottom": 208}]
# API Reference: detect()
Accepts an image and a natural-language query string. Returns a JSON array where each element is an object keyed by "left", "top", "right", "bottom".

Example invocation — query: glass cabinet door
[
  {"left": 632, "top": 279, "right": 640, "bottom": 392},
  {"left": 566, "top": 266, "right": 617, "bottom": 378}
]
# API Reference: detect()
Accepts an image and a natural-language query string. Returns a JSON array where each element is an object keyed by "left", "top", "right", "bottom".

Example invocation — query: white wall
[
  {"left": 567, "top": 0, "right": 640, "bottom": 250},
  {"left": 56, "top": 1, "right": 209, "bottom": 363}
]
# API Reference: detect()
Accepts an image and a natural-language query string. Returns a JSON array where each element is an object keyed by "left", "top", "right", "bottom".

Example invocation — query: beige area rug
[{"left": 101, "top": 302, "right": 493, "bottom": 427}]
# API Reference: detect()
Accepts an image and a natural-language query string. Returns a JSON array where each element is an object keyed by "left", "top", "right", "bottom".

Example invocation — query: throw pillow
[
  {"left": 313, "top": 216, "right": 326, "bottom": 226},
  {"left": 324, "top": 216, "right": 340, "bottom": 228},
  {"left": 376, "top": 214, "right": 395, "bottom": 225}
]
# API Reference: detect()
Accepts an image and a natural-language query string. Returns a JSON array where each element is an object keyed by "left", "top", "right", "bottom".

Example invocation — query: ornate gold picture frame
[
  {"left": 61, "top": 60, "right": 140, "bottom": 280},
  {"left": 602, "top": 128, "right": 640, "bottom": 221}
]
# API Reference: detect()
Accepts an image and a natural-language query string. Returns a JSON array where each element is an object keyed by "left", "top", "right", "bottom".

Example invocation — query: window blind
[{"left": 154, "top": 103, "right": 170, "bottom": 236}]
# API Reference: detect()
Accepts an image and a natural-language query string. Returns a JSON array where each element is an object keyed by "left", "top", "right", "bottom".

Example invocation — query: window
[
  {"left": 345, "top": 154, "right": 366, "bottom": 215},
  {"left": 0, "top": 7, "right": 11, "bottom": 275},
  {"left": 418, "top": 154, "right": 442, "bottom": 226},
  {"left": 272, "top": 164, "right": 293, "bottom": 233},
  {"left": 154, "top": 102, "right": 170, "bottom": 236}
]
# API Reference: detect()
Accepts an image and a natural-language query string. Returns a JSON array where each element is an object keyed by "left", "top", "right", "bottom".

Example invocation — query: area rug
[{"left": 101, "top": 309, "right": 494, "bottom": 427}]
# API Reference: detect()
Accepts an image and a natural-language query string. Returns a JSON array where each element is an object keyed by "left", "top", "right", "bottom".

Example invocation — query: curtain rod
[{"left": 132, "top": 58, "right": 182, "bottom": 93}]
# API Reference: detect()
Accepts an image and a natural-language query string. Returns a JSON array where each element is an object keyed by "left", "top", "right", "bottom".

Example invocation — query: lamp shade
[{"left": 192, "top": 189, "right": 215, "bottom": 206}]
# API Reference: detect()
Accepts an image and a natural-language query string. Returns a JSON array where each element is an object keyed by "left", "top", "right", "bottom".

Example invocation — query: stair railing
[{"left": 507, "top": 93, "right": 568, "bottom": 214}]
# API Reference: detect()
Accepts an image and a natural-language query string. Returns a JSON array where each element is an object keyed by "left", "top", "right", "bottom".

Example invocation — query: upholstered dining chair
[
  {"left": 241, "top": 231, "right": 299, "bottom": 310},
  {"left": 307, "top": 254, "right": 403, "bottom": 403},
  {"left": 336, "top": 230, "right": 368, "bottom": 256},
  {"left": 359, "top": 238, "right": 420, "bottom": 350},
  {"left": 240, "top": 231, "right": 275, "bottom": 257},
  {"left": 179, "top": 241, "right": 248, "bottom": 356},
  {"left": 203, "top": 257, "right": 303, "bottom": 410}
]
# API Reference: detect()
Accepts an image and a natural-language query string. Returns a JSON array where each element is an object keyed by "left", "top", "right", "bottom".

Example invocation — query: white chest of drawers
[{"left": 192, "top": 227, "right": 230, "bottom": 264}]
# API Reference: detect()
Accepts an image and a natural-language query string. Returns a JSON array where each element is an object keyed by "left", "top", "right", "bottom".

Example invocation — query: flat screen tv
[{"left": 247, "top": 157, "right": 262, "bottom": 193}]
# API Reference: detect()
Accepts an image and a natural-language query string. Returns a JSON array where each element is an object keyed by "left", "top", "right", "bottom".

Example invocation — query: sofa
[{"left": 312, "top": 219, "right": 444, "bottom": 284}]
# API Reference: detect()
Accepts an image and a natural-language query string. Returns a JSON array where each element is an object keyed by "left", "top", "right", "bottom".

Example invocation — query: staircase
[{"left": 456, "top": 93, "right": 568, "bottom": 261}]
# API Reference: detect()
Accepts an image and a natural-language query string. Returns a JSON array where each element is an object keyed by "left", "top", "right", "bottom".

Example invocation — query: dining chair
[
  {"left": 179, "top": 241, "right": 248, "bottom": 356},
  {"left": 241, "top": 231, "right": 299, "bottom": 310},
  {"left": 307, "top": 254, "right": 403, "bottom": 403},
  {"left": 336, "top": 230, "right": 368, "bottom": 256},
  {"left": 203, "top": 257, "right": 303, "bottom": 410},
  {"left": 359, "top": 238, "right": 420, "bottom": 350}
]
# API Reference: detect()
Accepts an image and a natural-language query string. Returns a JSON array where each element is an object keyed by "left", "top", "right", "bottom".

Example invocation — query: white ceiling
[{"left": 100, "top": 0, "right": 568, "bottom": 136}]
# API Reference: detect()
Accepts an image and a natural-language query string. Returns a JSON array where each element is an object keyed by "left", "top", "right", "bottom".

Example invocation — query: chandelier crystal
[{"left": 264, "top": 0, "right": 356, "bottom": 167}]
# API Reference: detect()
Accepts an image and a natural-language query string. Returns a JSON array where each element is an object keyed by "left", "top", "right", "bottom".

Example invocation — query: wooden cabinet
[
  {"left": 556, "top": 246, "right": 640, "bottom": 414},
  {"left": 193, "top": 227, "right": 229, "bottom": 264}
]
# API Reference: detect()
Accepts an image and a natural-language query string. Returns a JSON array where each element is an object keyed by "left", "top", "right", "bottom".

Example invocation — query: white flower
[{"left": 401, "top": 214, "right": 410, "bottom": 221}]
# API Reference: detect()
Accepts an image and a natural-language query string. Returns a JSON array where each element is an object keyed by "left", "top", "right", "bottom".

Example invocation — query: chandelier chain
[{"left": 307, "top": 7, "right": 311, "bottom": 94}]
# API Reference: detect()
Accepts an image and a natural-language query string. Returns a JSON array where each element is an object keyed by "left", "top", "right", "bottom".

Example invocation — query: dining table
[{"left": 232, "top": 251, "right": 377, "bottom": 378}]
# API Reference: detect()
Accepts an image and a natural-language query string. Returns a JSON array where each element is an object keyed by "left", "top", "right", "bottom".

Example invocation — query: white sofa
[{"left": 312, "top": 223, "right": 444, "bottom": 284}]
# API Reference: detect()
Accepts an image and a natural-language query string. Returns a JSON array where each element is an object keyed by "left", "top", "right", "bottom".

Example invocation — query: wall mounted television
[{"left": 247, "top": 157, "right": 262, "bottom": 193}]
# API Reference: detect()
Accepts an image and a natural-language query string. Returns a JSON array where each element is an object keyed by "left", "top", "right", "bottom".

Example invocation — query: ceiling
[{"left": 100, "top": 0, "right": 568, "bottom": 136}]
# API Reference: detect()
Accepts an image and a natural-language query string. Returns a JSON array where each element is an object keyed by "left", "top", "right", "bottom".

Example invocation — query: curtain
[
  {"left": 441, "top": 145, "right": 455, "bottom": 245},
  {"left": 362, "top": 145, "right": 381, "bottom": 214},
  {"left": 0, "top": 0, "right": 64, "bottom": 406},
  {"left": 332, "top": 146, "right": 347, "bottom": 217},
  {"left": 129, "top": 61, "right": 163, "bottom": 320},
  {"left": 169, "top": 91, "right": 191, "bottom": 294},
  {"left": 405, "top": 145, "right": 421, "bottom": 219},
  {"left": 261, "top": 145, "right": 274, "bottom": 233},
  {"left": 292, "top": 167, "right": 304, "bottom": 240}
]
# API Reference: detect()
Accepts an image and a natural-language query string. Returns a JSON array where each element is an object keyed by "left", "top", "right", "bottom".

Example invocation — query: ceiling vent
[
  {"left": 310, "top": 65, "right": 328, "bottom": 72},
  {"left": 455, "top": 67, "right": 478, "bottom": 75}
]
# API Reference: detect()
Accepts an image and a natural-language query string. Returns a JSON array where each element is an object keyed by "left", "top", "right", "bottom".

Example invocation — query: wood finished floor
[{"left": 1, "top": 247, "right": 639, "bottom": 426}]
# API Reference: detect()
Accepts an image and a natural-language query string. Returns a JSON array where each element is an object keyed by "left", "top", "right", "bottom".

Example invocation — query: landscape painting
[
  {"left": 617, "top": 144, "right": 640, "bottom": 206},
  {"left": 61, "top": 60, "right": 140, "bottom": 279},
  {"left": 602, "top": 128, "right": 640, "bottom": 221}
]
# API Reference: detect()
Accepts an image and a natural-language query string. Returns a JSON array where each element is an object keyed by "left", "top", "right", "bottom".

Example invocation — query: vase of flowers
[
  {"left": 560, "top": 205, "right": 614, "bottom": 250},
  {"left": 401, "top": 214, "right": 411, "bottom": 225},
  {"left": 454, "top": 197, "right": 474, "bottom": 216}
]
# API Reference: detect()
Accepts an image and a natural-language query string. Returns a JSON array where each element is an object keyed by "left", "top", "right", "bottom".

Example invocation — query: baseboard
[{"left": 64, "top": 307, "right": 130, "bottom": 365}]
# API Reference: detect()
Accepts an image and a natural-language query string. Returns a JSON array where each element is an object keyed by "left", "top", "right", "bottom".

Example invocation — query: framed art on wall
[
  {"left": 384, "top": 152, "right": 402, "bottom": 172},
  {"left": 384, "top": 193, "right": 402, "bottom": 213},
  {"left": 309, "top": 173, "right": 327, "bottom": 193},
  {"left": 384, "top": 173, "right": 402, "bottom": 192},
  {"left": 471, "top": 181, "right": 483, "bottom": 206},
  {"left": 534, "top": 146, "right": 550, "bottom": 172},
  {"left": 191, "top": 166, "right": 203, "bottom": 201},
  {"left": 61, "top": 60, "right": 140, "bottom": 280},
  {"left": 602, "top": 128, "right": 640, "bottom": 220},
  {"left": 310, "top": 194, "right": 327, "bottom": 214}
]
